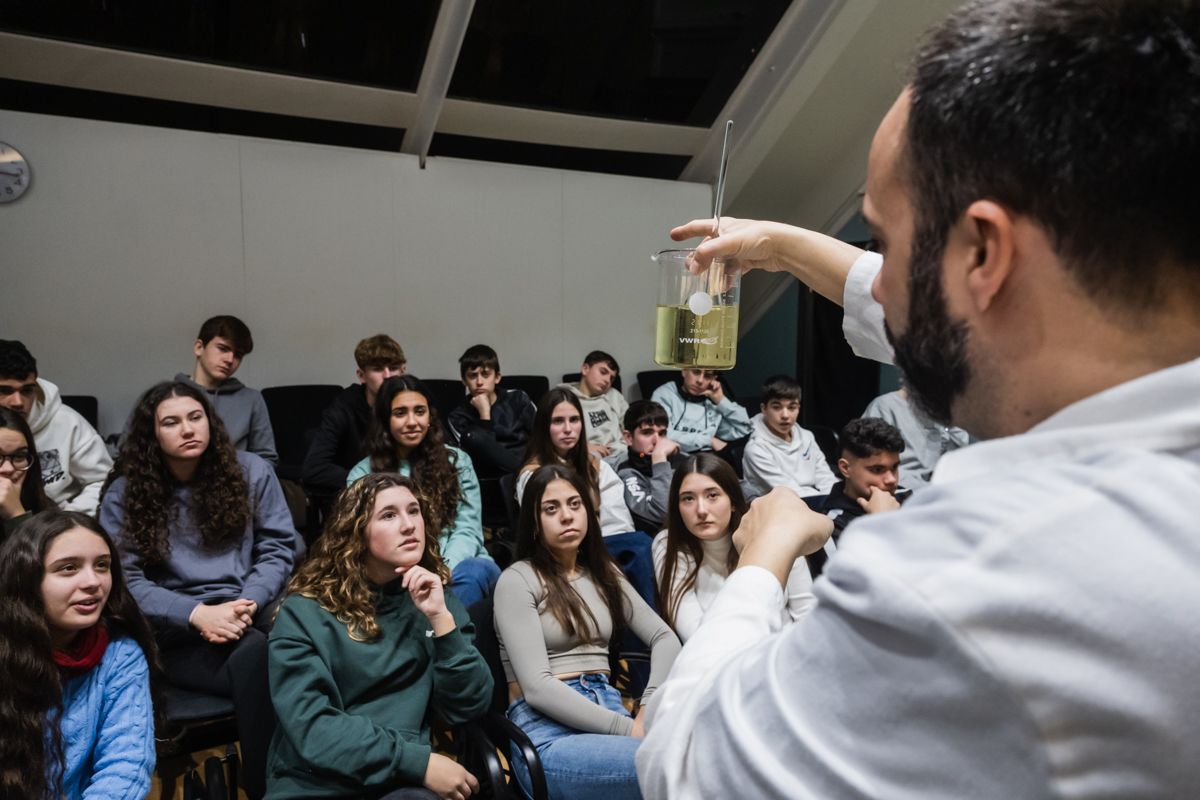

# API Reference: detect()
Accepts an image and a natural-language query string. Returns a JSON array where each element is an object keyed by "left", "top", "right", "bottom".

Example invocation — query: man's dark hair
[
  {"left": 623, "top": 400, "right": 668, "bottom": 433},
  {"left": 906, "top": 0, "right": 1200, "bottom": 313},
  {"left": 0, "top": 340, "right": 37, "bottom": 380},
  {"left": 459, "top": 344, "right": 500, "bottom": 378},
  {"left": 196, "top": 315, "right": 254, "bottom": 357},
  {"left": 583, "top": 350, "right": 619, "bottom": 373},
  {"left": 839, "top": 417, "right": 905, "bottom": 459},
  {"left": 761, "top": 374, "right": 802, "bottom": 404}
]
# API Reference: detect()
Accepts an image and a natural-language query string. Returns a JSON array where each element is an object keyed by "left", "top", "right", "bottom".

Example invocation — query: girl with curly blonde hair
[
  {"left": 267, "top": 472, "right": 493, "bottom": 800},
  {"left": 347, "top": 375, "right": 499, "bottom": 608},
  {"left": 99, "top": 380, "right": 299, "bottom": 798}
]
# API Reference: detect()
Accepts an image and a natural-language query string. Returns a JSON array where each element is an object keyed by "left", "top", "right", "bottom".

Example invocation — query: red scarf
[{"left": 53, "top": 623, "right": 110, "bottom": 678}]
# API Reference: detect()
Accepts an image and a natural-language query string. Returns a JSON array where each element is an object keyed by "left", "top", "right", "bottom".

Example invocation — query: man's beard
[{"left": 885, "top": 225, "right": 971, "bottom": 427}]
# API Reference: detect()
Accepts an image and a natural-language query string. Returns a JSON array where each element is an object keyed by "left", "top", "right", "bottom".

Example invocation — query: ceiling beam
[
  {"left": 680, "top": 0, "right": 849, "bottom": 186},
  {"left": 400, "top": 0, "right": 476, "bottom": 166}
]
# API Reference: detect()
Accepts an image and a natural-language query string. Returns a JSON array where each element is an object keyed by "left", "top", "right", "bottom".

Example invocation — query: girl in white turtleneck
[{"left": 652, "top": 453, "right": 816, "bottom": 641}]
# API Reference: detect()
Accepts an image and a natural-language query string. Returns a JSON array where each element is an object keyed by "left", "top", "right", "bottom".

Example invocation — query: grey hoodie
[{"left": 175, "top": 373, "right": 277, "bottom": 464}]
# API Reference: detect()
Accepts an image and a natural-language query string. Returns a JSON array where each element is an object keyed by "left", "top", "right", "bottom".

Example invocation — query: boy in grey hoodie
[
  {"left": 742, "top": 374, "right": 836, "bottom": 500},
  {"left": 557, "top": 350, "right": 629, "bottom": 462},
  {"left": 176, "top": 315, "right": 277, "bottom": 464},
  {"left": 650, "top": 368, "right": 751, "bottom": 455}
]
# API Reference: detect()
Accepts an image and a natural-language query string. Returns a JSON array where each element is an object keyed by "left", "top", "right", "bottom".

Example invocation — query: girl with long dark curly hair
[
  {"left": 494, "top": 464, "right": 680, "bottom": 800},
  {"left": 0, "top": 407, "right": 52, "bottom": 539},
  {"left": 266, "top": 472, "right": 493, "bottom": 799},
  {"left": 347, "top": 374, "right": 498, "bottom": 609},
  {"left": 653, "top": 453, "right": 815, "bottom": 643},
  {"left": 99, "top": 380, "right": 299, "bottom": 799},
  {"left": 0, "top": 509, "right": 159, "bottom": 800}
]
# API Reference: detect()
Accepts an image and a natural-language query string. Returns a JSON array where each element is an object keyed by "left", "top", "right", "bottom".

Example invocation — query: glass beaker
[{"left": 653, "top": 248, "right": 740, "bottom": 370}]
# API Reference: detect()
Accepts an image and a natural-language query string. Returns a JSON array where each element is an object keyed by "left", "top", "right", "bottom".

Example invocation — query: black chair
[
  {"left": 422, "top": 379, "right": 467, "bottom": 430},
  {"left": 499, "top": 472, "right": 521, "bottom": 532},
  {"left": 61, "top": 394, "right": 99, "bottom": 429},
  {"left": 465, "top": 597, "right": 549, "bottom": 800},
  {"left": 561, "top": 372, "right": 622, "bottom": 392},
  {"left": 810, "top": 424, "right": 840, "bottom": 471},
  {"left": 636, "top": 370, "right": 677, "bottom": 400},
  {"left": 261, "top": 384, "right": 342, "bottom": 483},
  {"left": 503, "top": 375, "right": 550, "bottom": 405},
  {"left": 155, "top": 687, "right": 241, "bottom": 800}
]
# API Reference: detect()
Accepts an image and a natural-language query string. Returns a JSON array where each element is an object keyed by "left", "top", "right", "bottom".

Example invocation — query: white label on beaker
[{"left": 688, "top": 291, "right": 713, "bottom": 316}]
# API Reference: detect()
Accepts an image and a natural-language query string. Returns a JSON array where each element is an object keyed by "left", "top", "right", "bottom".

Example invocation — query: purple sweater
[{"left": 100, "top": 451, "right": 299, "bottom": 629}]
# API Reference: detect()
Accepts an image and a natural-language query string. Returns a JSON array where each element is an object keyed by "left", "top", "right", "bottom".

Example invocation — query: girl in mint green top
[
  {"left": 347, "top": 375, "right": 497, "bottom": 608},
  {"left": 267, "top": 472, "right": 493, "bottom": 799}
]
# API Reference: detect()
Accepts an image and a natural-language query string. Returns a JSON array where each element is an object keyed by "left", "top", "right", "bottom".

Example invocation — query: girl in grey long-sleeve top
[
  {"left": 494, "top": 464, "right": 681, "bottom": 800},
  {"left": 100, "top": 381, "right": 299, "bottom": 797}
]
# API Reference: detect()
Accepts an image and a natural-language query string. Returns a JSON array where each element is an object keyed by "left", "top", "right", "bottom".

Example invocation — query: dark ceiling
[{"left": 0, "top": 0, "right": 790, "bottom": 178}]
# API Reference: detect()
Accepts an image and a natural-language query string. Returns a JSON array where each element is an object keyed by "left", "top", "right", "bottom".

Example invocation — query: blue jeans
[
  {"left": 449, "top": 557, "right": 501, "bottom": 609},
  {"left": 506, "top": 674, "right": 642, "bottom": 800}
]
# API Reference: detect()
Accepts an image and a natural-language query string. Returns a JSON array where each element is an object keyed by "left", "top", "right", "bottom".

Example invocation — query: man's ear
[
  {"left": 356, "top": 368, "right": 366, "bottom": 385},
  {"left": 951, "top": 200, "right": 1017, "bottom": 314},
  {"left": 837, "top": 457, "right": 851, "bottom": 478},
  {"left": 760, "top": 402, "right": 768, "bottom": 415},
  {"left": 193, "top": 339, "right": 205, "bottom": 359},
  {"left": 622, "top": 430, "right": 634, "bottom": 446}
]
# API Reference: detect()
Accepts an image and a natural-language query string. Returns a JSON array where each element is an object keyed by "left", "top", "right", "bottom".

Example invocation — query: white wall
[{"left": 0, "top": 110, "right": 709, "bottom": 434}]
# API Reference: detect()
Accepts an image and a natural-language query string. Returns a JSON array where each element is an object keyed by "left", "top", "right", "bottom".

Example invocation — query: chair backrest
[
  {"left": 561, "top": 372, "right": 623, "bottom": 392},
  {"left": 809, "top": 424, "right": 840, "bottom": 471},
  {"left": 466, "top": 596, "right": 510, "bottom": 714},
  {"left": 502, "top": 375, "right": 550, "bottom": 405},
  {"left": 499, "top": 472, "right": 521, "bottom": 532},
  {"left": 61, "top": 394, "right": 99, "bottom": 429},
  {"left": 636, "top": 370, "right": 678, "bottom": 400},
  {"left": 261, "top": 384, "right": 342, "bottom": 480},
  {"left": 421, "top": 379, "right": 467, "bottom": 429}
]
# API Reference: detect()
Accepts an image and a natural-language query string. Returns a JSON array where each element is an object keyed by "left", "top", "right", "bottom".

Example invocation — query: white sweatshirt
[
  {"left": 27, "top": 379, "right": 113, "bottom": 514},
  {"left": 742, "top": 413, "right": 837, "bottom": 499},
  {"left": 651, "top": 530, "right": 815, "bottom": 642}
]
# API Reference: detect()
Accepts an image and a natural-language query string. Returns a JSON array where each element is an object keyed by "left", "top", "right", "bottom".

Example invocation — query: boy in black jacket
[{"left": 446, "top": 344, "right": 536, "bottom": 478}]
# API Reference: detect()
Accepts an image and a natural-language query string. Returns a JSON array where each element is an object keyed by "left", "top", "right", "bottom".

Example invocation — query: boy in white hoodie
[
  {"left": 742, "top": 374, "right": 836, "bottom": 500},
  {"left": 0, "top": 340, "right": 112, "bottom": 513}
]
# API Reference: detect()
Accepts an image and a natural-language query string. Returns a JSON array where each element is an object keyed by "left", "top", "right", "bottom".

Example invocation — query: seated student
[
  {"left": 0, "top": 340, "right": 112, "bottom": 514},
  {"left": 267, "top": 473, "right": 492, "bottom": 800},
  {"left": 495, "top": 464, "right": 681, "bottom": 800},
  {"left": 650, "top": 368, "right": 751, "bottom": 455},
  {"left": 517, "top": 389, "right": 655, "bottom": 606},
  {"left": 0, "top": 407, "right": 54, "bottom": 538},
  {"left": 863, "top": 384, "right": 970, "bottom": 490},
  {"left": 0, "top": 510, "right": 158, "bottom": 800},
  {"left": 742, "top": 374, "right": 837, "bottom": 500},
  {"left": 100, "top": 380, "right": 299, "bottom": 799},
  {"left": 653, "top": 454, "right": 815, "bottom": 643},
  {"left": 347, "top": 375, "right": 499, "bottom": 608},
  {"left": 820, "top": 417, "right": 911, "bottom": 539},
  {"left": 446, "top": 344, "right": 536, "bottom": 478},
  {"left": 615, "top": 400, "right": 682, "bottom": 535},
  {"left": 557, "top": 350, "right": 628, "bottom": 461},
  {"left": 302, "top": 334, "right": 406, "bottom": 500},
  {"left": 176, "top": 315, "right": 278, "bottom": 464}
]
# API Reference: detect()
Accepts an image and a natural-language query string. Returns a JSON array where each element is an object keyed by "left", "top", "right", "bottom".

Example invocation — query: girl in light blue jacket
[{"left": 0, "top": 510, "right": 158, "bottom": 800}]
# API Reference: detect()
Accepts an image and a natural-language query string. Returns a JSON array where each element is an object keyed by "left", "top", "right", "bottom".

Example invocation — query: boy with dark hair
[
  {"left": 177, "top": 314, "right": 277, "bottom": 464},
  {"left": 651, "top": 368, "right": 751, "bottom": 454},
  {"left": 821, "top": 417, "right": 909, "bottom": 537},
  {"left": 0, "top": 339, "right": 112, "bottom": 513},
  {"left": 446, "top": 343, "right": 536, "bottom": 477},
  {"left": 743, "top": 374, "right": 836, "bottom": 500},
  {"left": 616, "top": 400, "right": 682, "bottom": 533},
  {"left": 557, "top": 350, "right": 628, "bottom": 460},
  {"left": 863, "top": 383, "right": 969, "bottom": 490},
  {"left": 302, "top": 334, "right": 406, "bottom": 497}
]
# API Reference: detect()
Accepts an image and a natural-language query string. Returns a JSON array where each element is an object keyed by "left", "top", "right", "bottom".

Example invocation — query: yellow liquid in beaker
[{"left": 654, "top": 303, "right": 738, "bottom": 370}]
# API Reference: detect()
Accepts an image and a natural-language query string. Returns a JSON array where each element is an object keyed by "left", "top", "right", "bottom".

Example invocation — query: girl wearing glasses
[{"left": 0, "top": 407, "right": 52, "bottom": 539}]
